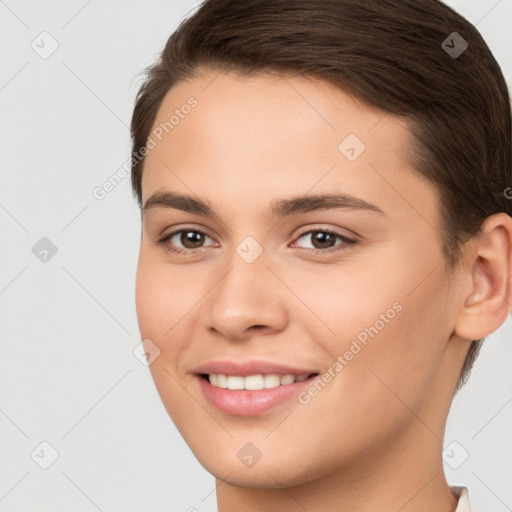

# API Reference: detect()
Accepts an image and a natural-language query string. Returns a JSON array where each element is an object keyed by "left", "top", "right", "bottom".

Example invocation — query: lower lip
[{"left": 195, "top": 374, "right": 317, "bottom": 417}]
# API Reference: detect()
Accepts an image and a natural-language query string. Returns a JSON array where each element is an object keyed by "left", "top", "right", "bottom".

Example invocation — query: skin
[{"left": 135, "top": 70, "right": 512, "bottom": 512}]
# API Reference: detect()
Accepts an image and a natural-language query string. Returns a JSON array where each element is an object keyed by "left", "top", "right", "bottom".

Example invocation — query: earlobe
[{"left": 454, "top": 213, "right": 512, "bottom": 341}]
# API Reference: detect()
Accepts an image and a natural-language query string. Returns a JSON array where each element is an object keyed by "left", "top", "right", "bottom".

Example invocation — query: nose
[{"left": 205, "top": 252, "right": 289, "bottom": 342}]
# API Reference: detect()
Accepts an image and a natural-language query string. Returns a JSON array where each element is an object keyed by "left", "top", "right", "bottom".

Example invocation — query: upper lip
[{"left": 192, "top": 360, "right": 319, "bottom": 377}]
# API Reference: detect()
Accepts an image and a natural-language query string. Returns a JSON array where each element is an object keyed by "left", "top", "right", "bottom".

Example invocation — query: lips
[
  {"left": 191, "top": 360, "right": 320, "bottom": 416},
  {"left": 192, "top": 359, "right": 319, "bottom": 377}
]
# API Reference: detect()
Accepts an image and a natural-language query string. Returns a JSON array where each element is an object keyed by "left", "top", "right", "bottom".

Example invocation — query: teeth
[
  {"left": 264, "top": 374, "right": 280, "bottom": 388},
  {"left": 227, "top": 376, "right": 244, "bottom": 390},
  {"left": 207, "top": 373, "right": 311, "bottom": 390},
  {"left": 246, "top": 374, "right": 264, "bottom": 390},
  {"left": 280, "top": 374, "right": 295, "bottom": 385}
]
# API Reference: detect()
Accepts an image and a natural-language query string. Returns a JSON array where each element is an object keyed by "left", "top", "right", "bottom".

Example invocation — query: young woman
[{"left": 129, "top": 1, "right": 512, "bottom": 510}]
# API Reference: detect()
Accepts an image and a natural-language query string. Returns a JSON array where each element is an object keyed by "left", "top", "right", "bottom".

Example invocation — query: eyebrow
[{"left": 142, "top": 190, "right": 386, "bottom": 218}]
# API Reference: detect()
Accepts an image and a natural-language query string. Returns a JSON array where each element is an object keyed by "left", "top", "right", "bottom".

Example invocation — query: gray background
[{"left": 0, "top": 1, "right": 511, "bottom": 511}]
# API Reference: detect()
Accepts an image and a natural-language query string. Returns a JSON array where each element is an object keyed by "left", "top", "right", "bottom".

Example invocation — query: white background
[{"left": 0, "top": 1, "right": 511, "bottom": 510}]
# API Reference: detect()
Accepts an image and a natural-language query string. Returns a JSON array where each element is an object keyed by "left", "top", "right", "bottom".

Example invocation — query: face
[{"left": 135, "top": 71, "right": 464, "bottom": 488}]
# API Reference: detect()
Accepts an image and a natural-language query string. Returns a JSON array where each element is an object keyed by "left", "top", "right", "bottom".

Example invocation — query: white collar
[{"left": 452, "top": 486, "right": 472, "bottom": 512}]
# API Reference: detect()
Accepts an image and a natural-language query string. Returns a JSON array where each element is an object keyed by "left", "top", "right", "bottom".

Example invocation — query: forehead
[{"left": 142, "top": 71, "right": 439, "bottom": 230}]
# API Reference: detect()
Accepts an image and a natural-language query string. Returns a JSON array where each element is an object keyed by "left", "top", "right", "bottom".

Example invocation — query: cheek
[
  {"left": 135, "top": 256, "right": 164, "bottom": 340},
  {"left": 135, "top": 248, "right": 208, "bottom": 379},
  {"left": 282, "top": 257, "right": 404, "bottom": 350},
  {"left": 295, "top": 253, "right": 449, "bottom": 408},
  {"left": 135, "top": 248, "right": 193, "bottom": 340},
  {"left": 135, "top": 252, "right": 198, "bottom": 430},
  {"left": 292, "top": 284, "right": 448, "bottom": 465},
  {"left": 335, "top": 271, "right": 450, "bottom": 416},
  {"left": 135, "top": 252, "right": 187, "bottom": 388}
]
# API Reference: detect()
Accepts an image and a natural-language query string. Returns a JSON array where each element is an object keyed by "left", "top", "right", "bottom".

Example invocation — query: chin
[{"left": 188, "top": 442, "right": 332, "bottom": 489}]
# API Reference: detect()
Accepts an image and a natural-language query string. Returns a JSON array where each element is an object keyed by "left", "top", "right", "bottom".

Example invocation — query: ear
[{"left": 454, "top": 213, "right": 512, "bottom": 341}]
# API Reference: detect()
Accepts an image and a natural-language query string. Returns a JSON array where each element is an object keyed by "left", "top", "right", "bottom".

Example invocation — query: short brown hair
[{"left": 130, "top": 0, "right": 512, "bottom": 390}]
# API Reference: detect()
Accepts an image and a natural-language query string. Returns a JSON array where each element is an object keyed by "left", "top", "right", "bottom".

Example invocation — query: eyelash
[{"left": 157, "top": 227, "right": 357, "bottom": 256}]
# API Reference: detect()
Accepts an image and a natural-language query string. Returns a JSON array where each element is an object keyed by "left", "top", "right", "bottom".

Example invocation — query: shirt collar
[{"left": 452, "top": 486, "right": 472, "bottom": 512}]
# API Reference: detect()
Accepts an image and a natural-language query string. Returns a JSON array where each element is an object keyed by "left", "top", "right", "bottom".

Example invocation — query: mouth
[
  {"left": 195, "top": 372, "right": 320, "bottom": 416},
  {"left": 198, "top": 372, "right": 318, "bottom": 390}
]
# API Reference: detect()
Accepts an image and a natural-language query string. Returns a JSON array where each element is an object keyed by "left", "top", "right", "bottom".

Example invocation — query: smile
[
  {"left": 206, "top": 372, "right": 313, "bottom": 390},
  {"left": 195, "top": 372, "right": 319, "bottom": 416}
]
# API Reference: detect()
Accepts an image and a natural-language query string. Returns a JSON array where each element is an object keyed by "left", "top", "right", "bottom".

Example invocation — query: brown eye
[
  {"left": 158, "top": 228, "right": 216, "bottom": 254},
  {"left": 293, "top": 229, "right": 357, "bottom": 254},
  {"left": 179, "top": 230, "right": 206, "bottom": 249},
  {"left": 309, "top": 231, "right": 337, "bottom": 249}
]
